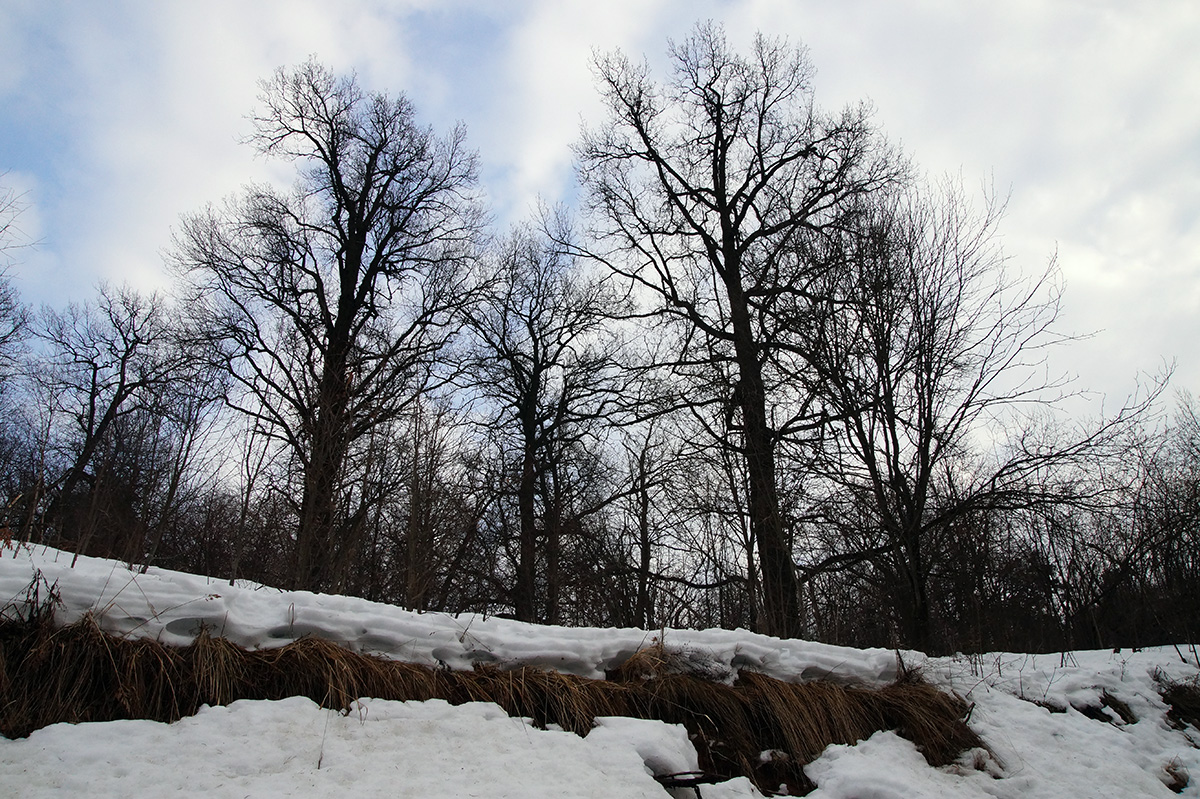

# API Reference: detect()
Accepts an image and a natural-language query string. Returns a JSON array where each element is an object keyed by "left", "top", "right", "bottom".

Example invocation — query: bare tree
[
  {"left": 31, "top": 285, "right": 194, "bottom": 557},
  {"left": 575, "top": 23, "right": 902, "bottom": 637},
  {"left": 0, "top": 177, "right": 33, "bottom": 536},
  {"left": 0, "top": 177, "right": 31, "bottom": 379},
  {"left": 1131, "top": 393, "right": 1200, "bottom": 646},
  {"left": 805, "top": 181, "right": 1160, "bottom": 650},
  {"left": 464, "top": 224, "right": 624, "bottom": 622},
  {"left": 619, "top": 420, "right": 669, "bottom": 629},
  {"left": 175, "top": 61, "right": 483, "bottom": 592}
]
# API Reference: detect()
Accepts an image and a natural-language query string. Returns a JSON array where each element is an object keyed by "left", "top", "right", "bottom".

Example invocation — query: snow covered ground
[{"left": 1, "top": 544, "right": 1198, "bottom": 798}]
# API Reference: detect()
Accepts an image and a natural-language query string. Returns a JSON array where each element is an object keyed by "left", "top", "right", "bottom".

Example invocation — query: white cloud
[
  {"left": 1, "top": 0, "right": 1197, "bottom": 398},
  {"left": 702, "top": 0, "right": 1200, "bottom": 399},
  {"left": 2, "top": 0, "right": 433, "bottom": 303},
  {"left": 483, "top": 0, "right": 742, "bottom": 227}
]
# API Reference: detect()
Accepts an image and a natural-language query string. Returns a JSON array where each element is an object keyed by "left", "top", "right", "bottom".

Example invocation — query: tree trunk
[
  {"left": 897, "top": 524, "right": 931, "bottom": 651},
  {"left": 514, "top": 438, "right": 538, "bottom": 622},
  {"left": 541, "top": 464, "right": 563, "bottom": 626},
  {"left": 739, "top": 367, "right": 800, "bottom": 639},
  {"left": 294, "top": 361, "right": 351, "bottom": 593},
  {"left": 635, "top": 451, "right": 653, "bottom": 629},
  {"left": 406, "top": 412, "right": 433, "bottom": 610},
  {"left": 726, "top": 256, "right": 801, "bottom": 639}
]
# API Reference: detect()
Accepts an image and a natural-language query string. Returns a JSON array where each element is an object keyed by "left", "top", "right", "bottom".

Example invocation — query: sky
[{"left": 1, "top": 0, "right": 1197, "bottom": 409}]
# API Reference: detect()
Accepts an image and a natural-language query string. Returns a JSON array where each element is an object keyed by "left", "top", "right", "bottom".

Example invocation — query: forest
[{"left": 0, "top": 25, "right": 1195, "bottom": 657}]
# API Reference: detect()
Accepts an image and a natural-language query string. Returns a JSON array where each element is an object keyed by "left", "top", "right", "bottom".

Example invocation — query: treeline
[{"left": 0, "top": 25, "right": 1195, "bottom": 655}]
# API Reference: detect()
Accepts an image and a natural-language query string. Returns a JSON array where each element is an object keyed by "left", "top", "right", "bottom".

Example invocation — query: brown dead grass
[
  {"left": 1159, "top": 674, "right": 1200, "bottom": 732},
  {"left": 0, "top": 607, "right": 982, "bottom": 796}
]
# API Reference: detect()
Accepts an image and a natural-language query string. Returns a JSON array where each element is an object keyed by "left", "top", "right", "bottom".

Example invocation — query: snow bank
[
  {"left": 4, "top": 544, "right": 1200, "bottom": 798},
  {"left": 0, "top": 695, "right": 766, "bottom": 798},
  {"left": 798, "top": 648, "right": 1200, "bottom": 798},
  {"left": 0, "top": 545, "right": 898, "bottom": 685}
]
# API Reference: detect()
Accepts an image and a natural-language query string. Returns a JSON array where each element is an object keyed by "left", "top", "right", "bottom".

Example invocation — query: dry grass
[
  {"left": 869, "top": 674, "right": 985, "bottom": 766},
  {"left": 0, "top": 606, "right": 983, "bottom": 796},
  {"left": 1100, "top": 690, "right": 1138, "bottom": 725},
  {"left": 1164, "top": 758, "right": 1190, "bottom": 794},
  {"left": 1158, "top": 673, "right": 1200, "bottom": 732}
]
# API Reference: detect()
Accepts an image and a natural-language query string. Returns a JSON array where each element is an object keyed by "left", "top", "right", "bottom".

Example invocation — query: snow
[
  {"left": 2, "top": 544, "right": 1199, "bottom": 798},
  {"left": 0, "top": 697, "right": 702, "bottom": 799},
  {"left": 0, "top": 545, "right": 899, "bottom": 685}
]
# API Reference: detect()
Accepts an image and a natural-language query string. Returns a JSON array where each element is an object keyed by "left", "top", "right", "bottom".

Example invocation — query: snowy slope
[
  {"left": 2, "top": 544, "right": 1198, "bottom": 798},
  {"left": 0, "top": 545, "right": 899, "bottom": 685}
]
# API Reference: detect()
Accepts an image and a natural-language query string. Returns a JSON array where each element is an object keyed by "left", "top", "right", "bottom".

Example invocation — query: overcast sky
[{"left": 1, "top": 0, "right": 1197, "bottom": 408}]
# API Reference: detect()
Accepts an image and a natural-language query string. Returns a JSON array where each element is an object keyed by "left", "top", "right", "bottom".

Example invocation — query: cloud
[
  {"left": 1, "top": 0, "right": 1196, "bottom": 400},
  {"left": 706, "top": 0, "right": 1200, "bottom": 399},
  {"left": 483, "top": 0, "right": 736, "bottom": 227},
  {"left": 1, "top": 0, "right": 429, "bottom": 303}
]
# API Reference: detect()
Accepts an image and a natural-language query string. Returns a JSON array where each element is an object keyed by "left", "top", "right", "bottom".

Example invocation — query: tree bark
[
  {"left": 727, "top": 267, "right": 801, "bottom": 639},
  {"left": 514, "top": 392, "right": 540, "bottom": 622},
  {"left": 294, "top": 358, "right": 351, "bottom": 592}
]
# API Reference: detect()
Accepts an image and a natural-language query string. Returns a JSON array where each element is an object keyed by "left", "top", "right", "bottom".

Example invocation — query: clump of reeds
[
  {"left": 867, "top": 669, "right": 985, "bottom": 765},
  {"left": 0, "top": 599, "right": 983, "bottom": 796},
  {"left": 1157, "top": 672, "right": 1200, "bottom": 732},
  {"left": 606, "top": 644, "right": 982, "bottom": 793}
]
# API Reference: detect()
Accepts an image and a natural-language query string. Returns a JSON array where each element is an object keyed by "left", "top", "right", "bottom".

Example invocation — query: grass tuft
[
  {"left": 1158, "top": 673, "right": 1200, "bottom": 732},
  {"left": 1164, "top": 758, "right": 1190, "bottom": 793}
]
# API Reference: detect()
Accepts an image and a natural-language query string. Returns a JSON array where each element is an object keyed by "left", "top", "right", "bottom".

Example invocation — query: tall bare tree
[
  {"left": 576, "top": 23, "right": 902, "bottom": 637},
  {"left": 0, "top": 177, "right": 33, "bottom": 536},
  {"left": 464, "top": 224, "right": 623, "bottom": 622},
  {"left": 806, "top": 181, "right": 1159, "bottom": 650},
  {"left": 175, "top": 61, "right": 483, "bottom": 592}
]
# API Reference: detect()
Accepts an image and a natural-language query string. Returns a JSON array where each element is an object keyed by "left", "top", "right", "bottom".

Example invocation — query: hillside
[{"left": 1, "top": 545, "right": 1197, "bottom": 797}]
